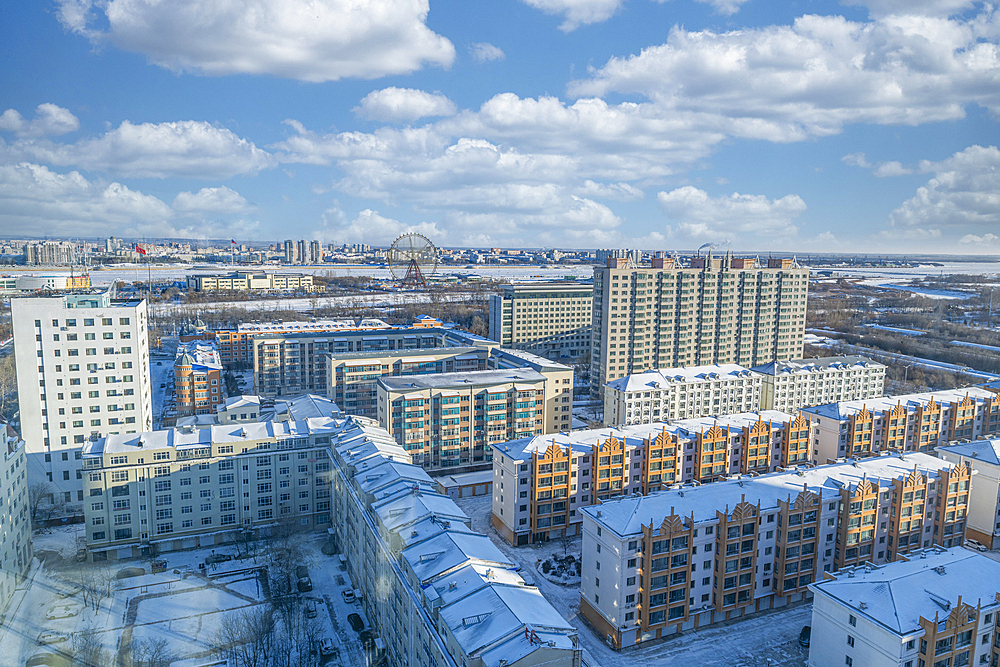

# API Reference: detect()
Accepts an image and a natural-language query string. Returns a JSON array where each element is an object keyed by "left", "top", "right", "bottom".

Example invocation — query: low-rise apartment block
[
  {"left": 81, "top": 419, "right": 335, "bottom": 560},
  {"left": 327, "top": 418, "right": 581, "bottom": 667},
  {"left": 173, "top": 341, "right": 223, "bottom": 416},
  {"left": 492, "top": 411, "right": 813, "bottom": 545},
  {"left": 808, "top": 547, "right": 1000, "bottom": 667},
  {"left": 489, "top": 282, "right": 593, "bottom": 361},
  {"left": 326, "top": 347, "right": 489, "bottom": 419},
  {"left": 378, "top": 369, "right": 549, "bottom": 473},
  {"left": 802, "top": 388, "right": 1000, "bottom": 463},
  {"left": 0, "top": 421, "right": 31, "bottom": 616},
  {"left": 752, "top": 356, "right": 885, "bottom": 412},
  {"left": 579, "top": 453, "right": 971, "bottom": 649},
  {"left": 604, "top": 364, "right": 762, "bottom": 427},
  {"left": 186, "top": 271, "right": 316, "bottom": 292},
  {"left": 488, "top": 347, "right": 575, "bottom": 434},
  {"left": 937, "top": 438, "right": 1000, "bottom": 549}
]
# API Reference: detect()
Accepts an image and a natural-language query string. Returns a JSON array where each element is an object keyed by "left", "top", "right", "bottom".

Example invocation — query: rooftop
[
  {"left": 606, "top": 364, "right": 758, "bottom": 392},
  {"left": 811, "top": 547, "right": 1000, "bottom": 634},
  {"left": 503, "top": 281, "right": 593, "bottom": 293},
  {"left": 671, "top": 410, "right": 801, "bottom": 435},
  {"left": 175, "top": 341, "right": 222, "bottom": 370},
  {"left": 324, "top": 346, "right": 486, "bottom": 362},
  {"left": 380, "top": 368, "right": 547, "bottom": 392},
  {"left": 936, "top": 438, "right": 1000, "bottom": 467},
  {"left": 752, "top": 355, "right": 886, "bottom": 376},
  {"left": 234, "top": 318, "right": 391, "bottom": 334},
  {"left": 801, "top": 387, "right": 997, "bottom": 421},
  {"left": 489, "top": 347, "right": 573, "bottom": 372},
  {"left": 582, "top": 452, "right": 960, "bottom": 537},
  {"left": 269, "top": 394, "right": 342, "bottom": 421}
]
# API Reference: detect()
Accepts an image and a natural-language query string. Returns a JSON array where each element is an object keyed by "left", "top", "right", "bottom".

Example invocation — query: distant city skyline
[{"left": 1, "top": 1, "right": 998, "bottom": 253}]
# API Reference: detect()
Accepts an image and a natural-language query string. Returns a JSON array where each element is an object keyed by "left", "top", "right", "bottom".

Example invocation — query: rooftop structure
[{"left": 174, "top": 340, "right": 224, "bottom": 417}]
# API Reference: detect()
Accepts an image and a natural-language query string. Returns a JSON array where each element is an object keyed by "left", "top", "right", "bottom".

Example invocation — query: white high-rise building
[
  {"left": 0, "top": 419, "right": 31, "bottom": 614},
  {"left": 12, "top": 289, "right": 153, "bottom": 509}
]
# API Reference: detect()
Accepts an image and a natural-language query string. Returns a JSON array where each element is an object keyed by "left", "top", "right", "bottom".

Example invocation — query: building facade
[
  {"left": 491, "top": 411, "right": 814, "bottom": 545},
  {"left": 808, "top": 548, "right": 1000, "bottom": 667},
  {"left": 603, "top": 364, "right": 762, "bottom": 427},
  {"left": 23, "top": 241, "right": 76, "bottom": 265},
  {"left": 186, "top": 271, "right": 316, "bottom": 292},
  {"left": 802, "top": 388, "right": 1000, "bottom": 463},
  {"left": 207, "top": 317, "right": 390, "bottom": 367},
  {"left": 488, "top": 282, "right": 593, "bottom": 361},
  {"left": 590, "top": 254, "right": 809, "bottom": 397},
  {"left": 487, "top": 348, "right": 575, "bottom": 434},
  {"left": 378, "top": 369, "right": 551, "bottom": 473},
  {"left": 752, "top": 356, "right": 885, "bottom": 413},
  {"left": 937, "top": 438, "right": 1000, "bottom": 549},
  {"left": 173, "top": 341, "right": 224, "bottom": 416},
  {"left": 326, "top": 347, "right": 490, "bottom": 419},
  {"left": 12, "top": 290, "right": 153, "bottom": 508},
  {"left": 327, "top": 418, "right": 582, "bottom": 667},
  {"left": 0, "top": 421, "right": 31, "bottom": 617},
  {"left": 81, "top": 419, "right": 335, "bottom": 560},
  {"left": 578, "top": 453, "right": 971, "bottom": 649}
]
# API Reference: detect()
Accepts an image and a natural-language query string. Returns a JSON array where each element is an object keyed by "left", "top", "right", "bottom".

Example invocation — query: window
[
  {"left": 847, "top": 636, "right": 854, "bottom": 647},
  {"left": 845, "top": 658, "right": 853, "bottom": 666},
  {"left": 849, "top": 614, "right": 856, "bottom": 627}
]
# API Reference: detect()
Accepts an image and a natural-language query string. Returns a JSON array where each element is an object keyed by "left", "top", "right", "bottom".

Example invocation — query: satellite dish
[{"left": 388, "top": 233, "right": 438, "bottom": 287}]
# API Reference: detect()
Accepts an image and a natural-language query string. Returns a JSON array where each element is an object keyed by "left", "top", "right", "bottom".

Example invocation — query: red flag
[{"left": 135, "top": 244, "right": 147, "bottom": 255}]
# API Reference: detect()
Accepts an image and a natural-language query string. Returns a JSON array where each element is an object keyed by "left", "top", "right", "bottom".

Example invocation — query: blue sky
[{"left": 1, "top": 0, "right": 998, "bottom": 253}]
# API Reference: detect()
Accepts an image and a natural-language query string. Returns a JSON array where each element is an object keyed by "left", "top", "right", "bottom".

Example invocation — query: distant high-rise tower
[
  {"left": 283, "top": 240, "right": 294, "bottom": 264},
  {"left": 296, "top": 240, "right": 307, "bottom": 264},
  {"left": 309, "top": 240, "right": 321, "bottom": 264}
]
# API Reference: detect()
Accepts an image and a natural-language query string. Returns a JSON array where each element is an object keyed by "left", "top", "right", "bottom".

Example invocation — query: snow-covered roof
[
  {"left": 220, "top": 395, "right": 261, "bottom": 411},
  {"left": 582, "top": 452, "right": 958, "bottom": 537},
  {"left": 272, "top": 394, "right": 342, "bottom": 420},
  {"left": 751, "top": 355, "right": 885, "bottom": 376},
  {"left": 495, "top": 422, "right": 683, "bottom": 460},
  {"left": 235, "top": 318, "right": 390, "bottom": 333},
  {"left": 810, "top": 547, "right": 1000, "bottom": 635},
  {"left": 403, "top": 531, "right": 513, "bottom": 584},
  {"left": 937, "top": 438, "right": 1000, "bottom": 467},
  {"left": 436, "top": 470, "right": 494, "bottom": 488},
  {"left": 174, "top": 340, "right": 222, "bottom": 370},
  {"left": 352, "top": 460, "right": 434, "bottom": 497},
  {"left": 671, "top": 410, "right": 801, "bottom": 436},
  {"left": 397, "top": 516, "right": 477, "bottom": 551},
  {"left": 373, "top": 491, "right": 468, "bottom": 535},
  {"left": 489, "top": 347, "right": 573, "bottom": 372},
  {"left": 802, "top": 387, "right": 997, "bottom": 421},
  {"left": 607, "top": 363, "right": 759, "bottom": 392},
  {"left": 380, "top": 368, "right": 546, "bottom": 391}
]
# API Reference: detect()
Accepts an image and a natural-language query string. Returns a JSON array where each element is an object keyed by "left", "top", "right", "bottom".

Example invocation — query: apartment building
[
  {"left": 937, "top": 438, "right": 1000, "bottom": 549},
  {"left": 590, "top": 254, "right": 809, "bottom": 397},
  {"left": 12, "top": 289, "right": 153, "bottom": 507},
  {"left": 186, "top": 271, "right": 316, "bottom": 292},
  {"left": 488, "top": 347, "right": 575, "bottom": 434},
  {"left": 801, "top": 388, "right": 1000, "bottom": 463},
  {"left": 23, "top": 241, "right": 76, "bottom": 265},
  {"left": 173, "top": 341, "right": 223, "bottom": 417},
  {"left": 0, "top": 421, "right": 31, "bottom": 617},
  {"left": 251, "top": 326, "right": 491, "bottom": 397},
  {"left": 378, "top": 369, "right": 550, "bottom": 473},
  {"left": 327, "top": 417, "right": 581, "bottom": 667},
  {"left": 492, "top": 410, "right": 813, "bottom": 545},
  {"left": 80, "top": 419, "right": 336, "bottom": 560},
  {"left": 326, "top": 347, "right": 489, "bottom": 419},
  {"left": 488, "top": 282, "right": 593, "bottom": 361},
  {"left": 752, "top": 355, "right": 885, "bottom": 412},
  {"left": 604, "top": 364, "right": 761, "bottom": 427},
  {"left": 579, "top": 453, "right": 971, "bottom": 649},
  {"left": 808, "top": 547, "right": 1000, "bottom": 667}
]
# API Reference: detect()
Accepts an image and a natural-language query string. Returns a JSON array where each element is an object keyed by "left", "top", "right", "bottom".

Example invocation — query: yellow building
[
  {"left": 489, "top": 282, "right": 593, "bottom": 361},
  {"left": 187, "top": 271, "right": 317, "bottom": 292},
  {"left": 590, "top": 254, "right": 808, "bottom": 397}
]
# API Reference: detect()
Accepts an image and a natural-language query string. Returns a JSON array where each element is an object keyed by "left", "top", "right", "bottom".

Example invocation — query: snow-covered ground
[
  {"left": 151, "top": 290, "right": 477, "bottom": 317},
  {"left": 453, "top": 495, "right": 809, "bottom": 667}
]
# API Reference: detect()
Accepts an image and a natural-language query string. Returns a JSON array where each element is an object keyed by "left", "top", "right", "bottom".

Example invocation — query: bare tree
[
  {"left": 73, "top": 626, "right": 109, "bottom": 667},
  {"left": 28, "top": 481, "right": 54, "bottom": 528},
  {"left": 123, "top": 637, "right": 175, "bottom": 667},
  {"left": 70, "top": 564, "right": 116, "bottom": 613},
  {"left": 212, "top": 605, "right": 277, "bottom": 667}
]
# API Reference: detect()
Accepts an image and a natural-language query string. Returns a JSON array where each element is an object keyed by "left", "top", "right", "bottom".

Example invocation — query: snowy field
[
  {"left": 151, "top": 290, "right": 477, "bottom": 317},
  {"left": 453, "top": 494, "right": 810, "bottom": 667}
]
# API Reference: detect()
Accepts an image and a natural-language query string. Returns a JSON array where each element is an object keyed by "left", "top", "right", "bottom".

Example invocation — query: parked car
[
  {"left": 799, "top": 625, "right": 811, "bottom": 648},
  {"left": 205, "top": 553, "right": 233, "bottom": 565},
  {"left": 36, "top": 632, "right": 69, "bottom": 645},
  {"left": 319, "top": 638, "right": 338, "bottom": 657},
  {"left": 297, "top": 577, "right": 313, "bottom": 593},
  {"left": 341, "top": 588, "right": 356, "bottom": 604},
  {"left": 348, "top": 613, "right": 364, "bottom": 632},
  {"left": 965, "top": 539, "right": 988, "bottom": 552},
  {"left": 295, "top": 565, "right": 309, "bottom": 579},
  {"left": 305, "top": 600, "right": 318, "bottom": 619},
  {"left": 359, "top": 630, "right": 375, "bottom": 648}
]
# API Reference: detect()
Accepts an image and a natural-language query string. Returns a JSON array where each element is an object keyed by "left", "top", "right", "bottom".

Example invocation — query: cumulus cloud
[
  {"left": 4, "top": 120, "right": 274, "bottom": 179},
  {"left": 959, "top": 232, "right": 1000, "bottom": 244},
  {"left": 569, "top": 12, "right": 1000, "bottom": 140},
  {"left": 691, "top": 0, "right": 752, "bottom": 16},
  {"left": 520, "top": 0, "right": 624, "bottom": 31},
  {"left": 353, "top": 88, "right": 457, "bottom": 122},
  {"left": 172, "top": 186, "right": 249, "bottom": 214},
  {"left": 842, "top": 152, "right": 915, "bottom": 176},
  {"left": 469, "top": 43, "right": 505, "bottom": 62},
  {"left": 889, "top": 145, "right": 1000, "bottom": 229},
  {"left": 56, "top": 0, "right": 455, "bottom": 82},
  {"left": 316, "top": 206, "right": 444, "bottom": 245},
  {"left": 842, "top": 0, "right": 976, "bottom": 18},
  {"left": 0, "top": 104, "right": 80, "bottom": 138},
  {"left": 657, "top": 186, "right": 807, "bottom": 240}
]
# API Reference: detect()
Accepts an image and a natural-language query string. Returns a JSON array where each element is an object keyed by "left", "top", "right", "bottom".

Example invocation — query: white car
[{"left": 341, "top": 588, "right": 356, "bottom": 604}]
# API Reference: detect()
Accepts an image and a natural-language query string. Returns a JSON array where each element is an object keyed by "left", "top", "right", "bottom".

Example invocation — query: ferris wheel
[{"left": 388, "top": 233, "right": 438, "bottom": 287}]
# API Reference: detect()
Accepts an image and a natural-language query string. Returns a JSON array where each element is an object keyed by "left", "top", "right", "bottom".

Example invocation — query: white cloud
[
  {"left": 469, "top": 43, "right": 506, "bottom": 62},
  {"left": 842, "top": 0, "right": 976, "bottom": 18},
  {"left": 889, "top": 145, "right": 1000, "bottom": 228},
  {"left": 959, "top": 232, "right": 1000, "bottom": 244},
  {"left": 0, "top": 104, "right": 80, "bottom": 138},
  {"left": 657, "top": 186, "right": 807, "bottom": 240},
  {"left": 574, "top": 180, "right": 645, "bottom": 201},
  {"left": 172, "top": 186, "right": 249, "bottom": 214},
  {"left": 5, "top": 120, "right": 274, "bottom": 179},
  {"left": 316, "top": 206, "right": 444, "bottom": 245},
  {"left": 520, "top": 0, "right": 624, "bottom": 31},
  {"left": 353, "top": 88, "right": 457, "bottom": 122},
  {"left": 56, "top": 0, "right": 455, "bottom": 82},
  {"left": 690, "top": 0, "right": 752, "bottom": 16},
  {"left": 873, "top": 161, "right": 914, "bottom": 176},
  {"left": 569, "top": 12, "right": 1000, "bottom": 140},
  {"left": 842, "top": 152, "right": 872, "bottom": 168}
]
